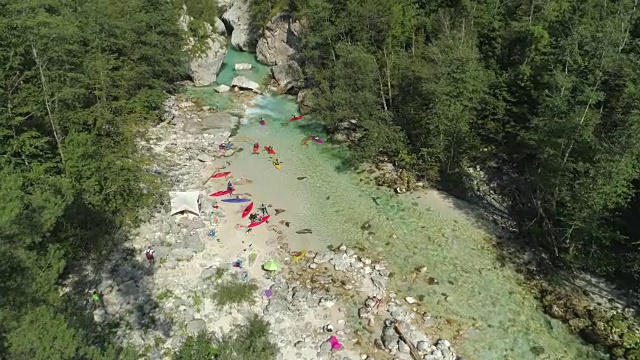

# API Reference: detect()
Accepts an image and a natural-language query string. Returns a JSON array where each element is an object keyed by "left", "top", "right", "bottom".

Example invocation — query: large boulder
[
  {"left": 231, "top": 76, "right": 261, "bottom": 93},
  {"left": 180, "top": 12, "right": 227, "bottom": 86},
  {"left": 256, "top": 13, "right": 301, "bottom": 65},
  {"left": 297, "top": 89, "right": 311, "bottom": 114},
  {"left": 271, "top": 61, "right": 303, "bottom": 94},
  {"left": 214, "top": 17, "right": 227, "bottom": 36},
  {"left": 222, "top": 0, "right": 255, "bottom": 51}
]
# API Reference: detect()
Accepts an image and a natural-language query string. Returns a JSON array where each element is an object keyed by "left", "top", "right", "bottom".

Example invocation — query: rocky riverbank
[{"left": 82, "top": 91, "right": 463, "bottom": 360}]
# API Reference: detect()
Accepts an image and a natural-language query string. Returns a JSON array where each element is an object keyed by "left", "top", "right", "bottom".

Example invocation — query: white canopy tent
[{"left": 169, "top": 191, "right": 201, "bottom": 216}]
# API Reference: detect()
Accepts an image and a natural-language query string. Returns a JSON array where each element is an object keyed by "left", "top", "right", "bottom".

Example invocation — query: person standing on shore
[
  {"left": 258, "top": 203, "right": 268, "bottom": 216},
  {"left": 145, "top": 246, "right": 155, "bottom": 267},
  {"left": 91, "top": 290, "right": 104, "bottom": 309},
  {"left": 227, "top": 181, "right": 234, "bottom": 196}
]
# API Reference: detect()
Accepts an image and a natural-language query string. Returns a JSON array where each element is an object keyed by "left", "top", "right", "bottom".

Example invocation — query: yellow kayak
[{"left": 273, "top": 163, "right": 281, "bottom": 169}]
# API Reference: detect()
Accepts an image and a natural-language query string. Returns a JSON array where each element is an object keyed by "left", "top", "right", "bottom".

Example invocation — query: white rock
[
  {"left": 319, "top": 297, "right": 336, "bottom": 308},
  {"left": 235, "top": 63, "right": 252, "bottom": 71},
  {"left": 231, "top": 76, "right": 260, "bottom": 92},
  {"left": 214, "top": 84, "right": 230, "bottom": 93},
  {"left": 416, "top": 340, "right": 429, "bottom": 352},
  {"left": 405, "top": 296, "right": 417, "bottom": 304}
]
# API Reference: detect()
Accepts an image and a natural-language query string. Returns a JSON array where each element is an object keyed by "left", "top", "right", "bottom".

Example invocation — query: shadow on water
[{"left": 294, "top": 120, "right": 355, "bottom": 174}]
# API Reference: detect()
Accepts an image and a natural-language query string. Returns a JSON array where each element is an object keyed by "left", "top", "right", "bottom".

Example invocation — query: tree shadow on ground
[
  {"left": 57, "top": 197, "right": 172, "bottom": 352},
  {"left": 436, "top": 168, "right": 640, "bottom": 320}
]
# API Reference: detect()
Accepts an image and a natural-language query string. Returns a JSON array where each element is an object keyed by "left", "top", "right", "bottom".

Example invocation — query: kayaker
[
  {"left": 227, "top": 181, "right": 234, "bottom": 196},
  {"left": 258, "top": 203, "right": 268, "bottom": 216},
  {"left": 273, "top": 158, "right": 280, "bottom": 166},
  {"left": 249, "top": 213, "right": 258, "bottom": 222}
]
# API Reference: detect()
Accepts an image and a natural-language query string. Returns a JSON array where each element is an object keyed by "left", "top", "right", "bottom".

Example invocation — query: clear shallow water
[
  {"left": 215, "top": 51, "right": 606, "bottom": 360},
  {"left": 216, "top": 47, "right": 272, "bottom": 87}
]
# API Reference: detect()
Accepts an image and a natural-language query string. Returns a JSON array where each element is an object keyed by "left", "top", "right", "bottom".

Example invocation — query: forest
[
  {"left": 0, "top": 0, "right": 186, "bottom": 358},
  {"left": 4, "top": 0, "right": 640, "bottom": 357},
  {"left": 257, "top": 0, "right": 640, "bottom": 292}
]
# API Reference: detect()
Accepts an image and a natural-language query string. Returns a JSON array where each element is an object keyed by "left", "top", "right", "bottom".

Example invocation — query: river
[{"left": 185, "top": 48, "right": 606, "bottom": 360}]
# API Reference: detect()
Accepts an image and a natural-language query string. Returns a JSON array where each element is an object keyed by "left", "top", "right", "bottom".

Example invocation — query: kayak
[
  {"left": 219, "top": 142, "right": 233, "bottom": 150},
  {"left": 264, "top": 146, "right": 276, "bottom": 155},
  {"left": 273, "top": 162, "right": 281, "bottom": 170},
  {"left": 290, "top": 115, "right": 304, "bottom": 121},
  {"left": 314, "top": 138, "right": 324, "bottom": 144},
  {"left": 248, "top": 215, "right": 270, "bottom": 228},
  {"left": 242, "top": 202, "right": 254, "bottom": 218},
  {"left": 210, "top": 189, "right": 232, "bottom": 197},
  {"left": 221, "top": 198, "right": 251, "bottom": 203},
  {"left": 211, "top": 171, "right": 231, "bottom": 178},
  {"left": 253, "top": 143, "right": 260, "bottom": 154}
]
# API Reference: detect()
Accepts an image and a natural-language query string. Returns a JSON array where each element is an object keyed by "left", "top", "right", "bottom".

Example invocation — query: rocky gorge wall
[{"left": 182, "top": 0, "right": 304, "bottom": 96}]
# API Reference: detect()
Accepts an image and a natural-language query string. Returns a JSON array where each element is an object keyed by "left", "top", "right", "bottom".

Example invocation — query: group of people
[{"left": 249, "top": 202, "right": 269, "bottom": 223}]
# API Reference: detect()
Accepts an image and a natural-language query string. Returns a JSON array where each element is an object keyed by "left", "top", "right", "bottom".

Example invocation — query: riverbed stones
[
  {"left": 330, "top": 253, "right": 352, "bottom": 271},
  {"left": 87, "top": 94, "right": 463, "bottom": 360},
  {"left": 168, "top": 248, "right": 195, "bottom": 261},
  {"left": 314, "top": 251, "right": 334, "bottom": 264}
]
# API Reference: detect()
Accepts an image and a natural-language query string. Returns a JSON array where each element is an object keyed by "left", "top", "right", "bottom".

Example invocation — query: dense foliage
[
  {"left": 0, "top": 0, "right": 186, "bottom": 357},
  {"left": 258, "top": 0, "right": 640, "bottom": 289},
  {"left": 173, "top": 315, "right": 277, "bottom": 360}
]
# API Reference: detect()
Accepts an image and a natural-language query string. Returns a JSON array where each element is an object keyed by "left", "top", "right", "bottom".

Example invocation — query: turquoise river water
[{"left": 188, "top": 48, "right": 607, "bottom": 360}]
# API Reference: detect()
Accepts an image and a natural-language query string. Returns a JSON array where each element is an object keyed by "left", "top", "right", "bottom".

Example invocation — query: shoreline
[
  {"left": 186, "top": 87, "right": 613, "bottom": 358},
  {"left": 88, "top": 90, "right": 463, "bottom": 360}
]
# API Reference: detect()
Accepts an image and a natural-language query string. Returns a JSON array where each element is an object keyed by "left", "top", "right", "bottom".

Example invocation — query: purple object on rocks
[{"left": 264, "top": 289, "right": 273, "bottom": 298}]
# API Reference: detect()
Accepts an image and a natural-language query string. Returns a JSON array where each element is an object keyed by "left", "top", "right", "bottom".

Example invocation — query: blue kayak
[{"left": 221, "top": 198, "right": 251, "bottom": 203}]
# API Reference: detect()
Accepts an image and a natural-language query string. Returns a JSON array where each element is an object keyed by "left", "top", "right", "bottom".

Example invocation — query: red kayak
[
  {"left": 264, "top": 146, "right": 276, "bottom": 155},
  {"left": 253, "top": 143, "right": 260, "bottom": 154},
  {"left": 209, "top": 188, "right": 233, "bottom": 197},
  {"left": 248, "top": 215, "right": 270, "bottom": 228},
  {"left": 242, "top": 202, "right": 254, "bottom": 218},
  {"left": 290, "top": 115, "right": 304, "bottom": 121},
  {"left": 211, "top": 171, "right": 231, "bottom": 179}
]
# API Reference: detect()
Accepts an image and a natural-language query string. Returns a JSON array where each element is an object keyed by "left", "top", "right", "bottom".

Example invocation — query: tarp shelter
[{"left": 169, "top": 191, "right": 201, "bottom": 216}]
